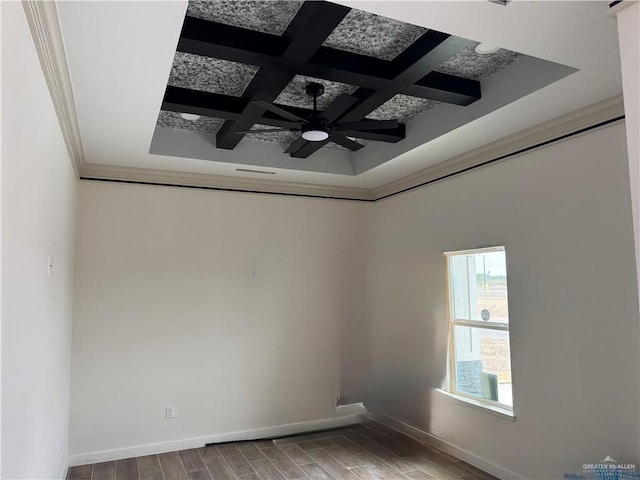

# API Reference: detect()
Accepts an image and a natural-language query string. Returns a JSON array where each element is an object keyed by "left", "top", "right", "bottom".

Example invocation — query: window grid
[{"left": 445, "top": 246, "right": 513, "bottom": 411}]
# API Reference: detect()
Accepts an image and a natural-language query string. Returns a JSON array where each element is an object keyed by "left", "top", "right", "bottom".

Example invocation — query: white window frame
[{"left": 444, "top": 246, "right": 514, "bottom": 413}]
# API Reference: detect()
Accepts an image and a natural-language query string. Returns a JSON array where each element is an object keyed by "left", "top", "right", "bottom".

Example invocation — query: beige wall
[
  {"left": 3, "top": 0, "right": 638, "bottom": 475},
  {"left": 69, "top": 122, "right": 639, "bottom": 479},
  {"left": 70, "top": 121, "right": 640, "bottom": 478},
  {"left": 69, "top": 182, "right": 367, "bottom": 458},
  {"left": 1, "top": 2, "right": 78, "bottom": 478},
  {"left": 364, "top": 122, "right": 639, "bottom": 478}
]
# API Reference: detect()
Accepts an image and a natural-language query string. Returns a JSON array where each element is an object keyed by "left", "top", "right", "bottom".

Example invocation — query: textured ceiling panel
[
  {"left": 436, "top": 43, "right": 524, "bottom": 80},
  {"left": 156, "top": 0, "right": 537, "bottom": 160},
  {"left": 155, "top": 114, "right": 371, "bottom": 152},
  {"left": 323, "top": 9, "right": 427, "bottom": 61},
  {"left": 274, "top": 75, "right": 358, "bottom": 110},
  {"left": 186, "top": 0, "right": 303, "bottom": 35},
  {"left": 367, "top": 95, "right": 440, "bottom": 123},
  {"left": 157, "top": 110, "right": 224, "bottom": 134},
  {"left": 169, "top": 52, "right": 258, "bottom": 96}
]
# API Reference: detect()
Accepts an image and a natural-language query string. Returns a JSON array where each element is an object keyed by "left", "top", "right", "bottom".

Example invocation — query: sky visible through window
[{"left": 475, "top": 250, "right": 507, "bottom": 277}]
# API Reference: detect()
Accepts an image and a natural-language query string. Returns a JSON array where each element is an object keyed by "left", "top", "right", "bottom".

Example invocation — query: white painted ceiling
[{"left": 56, "top": 0, "right": 622, "bottom": 191}]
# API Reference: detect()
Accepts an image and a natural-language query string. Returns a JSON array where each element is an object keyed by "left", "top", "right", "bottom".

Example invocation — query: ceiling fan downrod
[{"left": 302, "top": 83, "right": 329, "bottom": 141}]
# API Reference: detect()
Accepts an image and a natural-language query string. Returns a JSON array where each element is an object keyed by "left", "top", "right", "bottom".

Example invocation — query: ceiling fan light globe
[
  {"left": 180, "top": 113, "right": 201, "bottom": 121},
  {"left": 475, "top": 43, "right": 500, "bottom": 54},
  {"left": 302, "top": 129, "right": 329, "bottom": 142}
]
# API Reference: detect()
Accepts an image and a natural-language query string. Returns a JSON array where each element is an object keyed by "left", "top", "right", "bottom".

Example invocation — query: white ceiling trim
[
  {"left": 608, "top": 0, "right": 638, "bottom": 17},
  {"left": 372, "top": 94, "right": 625, "bottom": 200},
  {"left": 80, "top": 95, "right": 624, "bottom": 201},
  {"left": 79, "top": 164, "right": 373, "bottom": 200},
  {"left": 25, "top": 1, "right": 624, "bottom": 202},
  {"left": 22, "top": 0, "right": 85, "bottom": 176}
]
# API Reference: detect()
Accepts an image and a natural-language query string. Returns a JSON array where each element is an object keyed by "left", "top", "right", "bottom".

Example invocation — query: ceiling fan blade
[
  {"left": 234, "top": 128, "right": 293, "bottom": 134},
  {"left": 290, "top": 139, "right": 329, "bottom": 158},
  {"left": 253, "top": 101, "right": 308, "bottom": 123},
  {"left": 320, "top": 94, "right": 358, "bottom": 123},
  {"left": 284, "top": 136, "right": 309, "bottom": 154},
  {"left": 336, "top": 119, "right": 399, "bottom": 131},
  {"left": 330, "top": 134, "right": 365, "bottom": 152}
]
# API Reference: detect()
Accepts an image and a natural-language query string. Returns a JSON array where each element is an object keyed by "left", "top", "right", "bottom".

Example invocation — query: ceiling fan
[{"left": 234, "top": 82, "right": 400, "bottom": 153}]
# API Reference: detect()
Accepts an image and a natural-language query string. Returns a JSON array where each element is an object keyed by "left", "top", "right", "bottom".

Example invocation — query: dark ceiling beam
[
  {"left": 392, "top": 33, "right": 479, "bottom": 105},
  {"left": 319, "top": 94, "right": 359, "bottom": 123},
  {"left": 172, "top": 8, "right": 479, "bottom": 159},
  {"left": 416, "top": 71, "right": 480, "bottom": 101},
  {"left": 162, "top": 86, "right": 296, "bottom": 128},
  {"left": 178, "top": 17, "right": 288, "bottom": 62},
  {"left": 310, "top": 47, "right": 393, "bottom": 80},
  {"left": 307, "top": 48, "right": 478, "bottom": 104},
  {"left": 162, "top": 87, "right": 404, "bottom": 158},
  {"left": 342, "top": 35, "right": 477, "bottom": 122},
  {"left": 163, "top": 87, "right": 247, "bottom": 123},
  {"left": 286, "top": 33, "right": 475, "bottom": 158},
  {"left": 214, "top": 2, "right": 351, "bottom": 150},
  {"left": 162, "top": 87, "right": 405, "bottom": 140},
  {"left": 177, "top": 17, "right": 480, "bottom": 105},
  {"left": 215, "top": 70, "right": 295, "bottom": 148}
]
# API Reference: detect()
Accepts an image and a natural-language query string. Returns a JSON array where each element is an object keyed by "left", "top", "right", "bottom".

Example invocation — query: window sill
[{"left": 435, "top": 389, "right": 515, "bottom": 421}]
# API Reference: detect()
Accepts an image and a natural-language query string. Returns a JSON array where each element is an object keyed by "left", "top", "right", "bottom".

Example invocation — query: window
[{"left": 445, "top": 246, "right": 513, "bottom": 411}]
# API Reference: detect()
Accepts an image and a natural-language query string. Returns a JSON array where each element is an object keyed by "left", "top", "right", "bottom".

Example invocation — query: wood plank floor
[{"left": 67, "top": 422, "right": 498, "bottom": 480}]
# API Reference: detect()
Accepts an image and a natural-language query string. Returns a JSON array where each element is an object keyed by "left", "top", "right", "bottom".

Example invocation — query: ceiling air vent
[{"left": 236, "top": 168, "right": 276, "bottom": 175}]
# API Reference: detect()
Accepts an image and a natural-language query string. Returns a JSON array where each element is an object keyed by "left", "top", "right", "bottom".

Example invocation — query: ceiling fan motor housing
[{"left": 305, "top": 82, "right": 325, "bottom": 98}]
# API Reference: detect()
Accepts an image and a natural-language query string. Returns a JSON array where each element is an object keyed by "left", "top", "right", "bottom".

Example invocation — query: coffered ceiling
[
  {"left": 52, "top": 0, "right": 624, "bottom": 198},
  {"left": 155, "top": 0, "right": 537, "bottom": 170}
]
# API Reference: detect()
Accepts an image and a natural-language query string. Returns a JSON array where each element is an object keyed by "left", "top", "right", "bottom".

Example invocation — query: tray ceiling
[
  {"left": 152, "top": 0, "right": 569, "bottom": 173},
  {"left": 53, "top": 0, "right": 622, "bottom": 194}
]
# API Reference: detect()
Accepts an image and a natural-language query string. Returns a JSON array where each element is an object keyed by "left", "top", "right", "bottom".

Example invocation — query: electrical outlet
[{"left": 165, "top": 405, "right": 175, "bottom": 419}]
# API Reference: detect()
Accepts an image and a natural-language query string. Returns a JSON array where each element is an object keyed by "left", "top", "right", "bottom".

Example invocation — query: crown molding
[
  {"left": 371, "top": 94, "right": 625, "bottom": 200},
  {"left": 607, "top": 1, "right": 638, "bottom": 17},
  {"left": 79, "top": 164, "right": 374, "bottom": 201},
  {"left": 80, "top": 93, "right": 624, "bottom": 202},
  {"left": 22, "top": 0, "right": 85, "bottom": 175}
]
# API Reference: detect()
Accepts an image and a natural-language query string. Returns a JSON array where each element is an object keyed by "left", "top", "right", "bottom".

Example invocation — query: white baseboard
[
  {"left": 69, "top": 404, "right": 367, "bottom": 467},
  {"left": 367, "top": 410, "right": 525, "bottom": 480},
  {"left": 59, "top": 455, "right": 70, "bottom": 480}
]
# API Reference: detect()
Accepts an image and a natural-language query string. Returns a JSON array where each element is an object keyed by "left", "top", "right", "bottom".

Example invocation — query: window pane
[
  {"left": 449, "top": 250, "right": 508, "bottom": 324},
  {"left": 454, "top": 326, "right": 512, "bottom": 406},
  {"left": 476, "top": 251, "right": 508, "bottom": 324}
]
